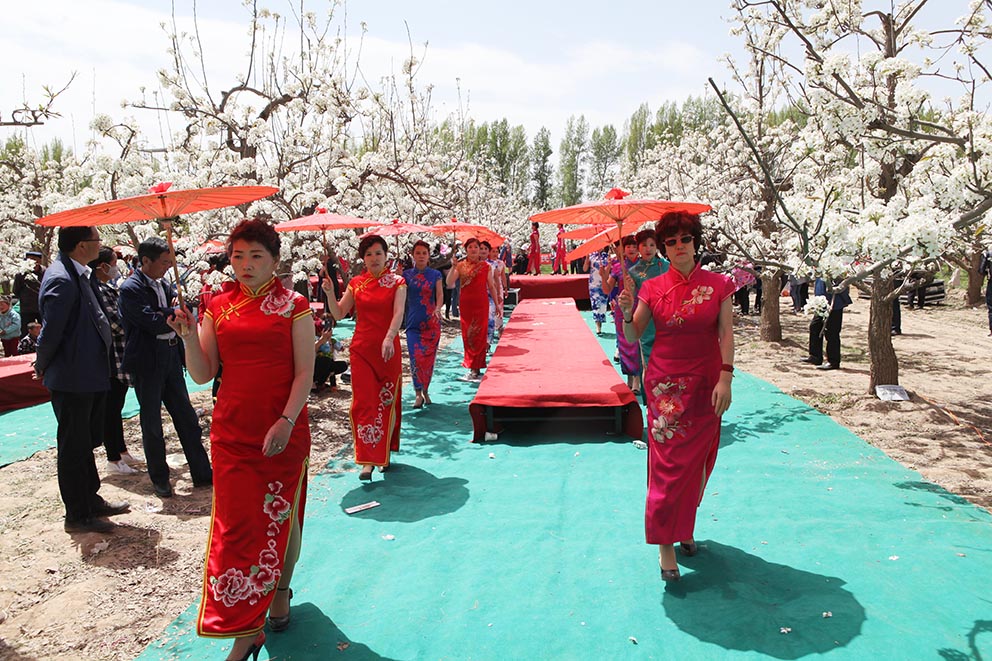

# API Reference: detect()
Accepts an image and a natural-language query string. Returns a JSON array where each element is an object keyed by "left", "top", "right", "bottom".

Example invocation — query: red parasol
[
  {"left": 561, "top": 220, "right": 647, "bottom": 241},
  {"left": 424, "top": 219, "right": 506, "bottom": 248},
  {"left": 566, "top": 224, "right": 644, "bottom": 262},
  {"left": 531, "top": 188, "right": 710, "bottom": 279},
  {"left": 195, "top": 239, "right": 227, "bottom": 255},
  {"left": 274, "top": 207, "right": 382, "bottom": 258},
  {"left": 36, "top": 182, "right": 278, "bottom": 308}
]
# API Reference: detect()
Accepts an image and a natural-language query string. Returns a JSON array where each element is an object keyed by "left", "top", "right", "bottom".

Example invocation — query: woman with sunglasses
[{"left": 618, "top": 211, "right": 735, "bottom": 583}]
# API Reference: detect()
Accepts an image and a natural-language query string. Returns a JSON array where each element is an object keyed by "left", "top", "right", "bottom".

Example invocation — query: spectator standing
[
  {"left": 802, "top": 277, "right": 852, "bottom": 371},
  {"left": 0, "top": 297, "right": 20, "bottom": 356},
  {"left": 35, "top": 226, "right": 129, "bottom": 534},
  {"left": 13, "top": 251, "right": 45, "bottom": 334},
  {"left": 119, "top": 237, "right": 212, "bottom": 498},
  {"left": 89, "top": 247, "right": 140, "bottom": 475},
  {"left": 980, "top": 246, "right": 992, "bottom": 336}
]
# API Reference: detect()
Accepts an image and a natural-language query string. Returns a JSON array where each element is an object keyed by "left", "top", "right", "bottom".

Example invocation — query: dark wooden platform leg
[
  {"left": 614, "top": 406, "right": 622, "bottom": 435},
  {"left": 486, "top": 405, "right": 495, "bottom": 434}
]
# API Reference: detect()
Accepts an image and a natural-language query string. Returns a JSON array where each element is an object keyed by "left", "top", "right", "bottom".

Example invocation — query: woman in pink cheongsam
[{"left": 618, "top": 211, "right": 735, "bottom": 582}]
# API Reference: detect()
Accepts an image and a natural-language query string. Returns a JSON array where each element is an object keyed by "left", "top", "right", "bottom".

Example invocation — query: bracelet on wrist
[
  {"left": 280, "top": 414, "right": 295, "bottom": 425},
  {"left": 623, "top": 316, "right": 633, "bottom": 324},
  {"left": 720, "top": 364, "right": 734, "bottom": 376}
]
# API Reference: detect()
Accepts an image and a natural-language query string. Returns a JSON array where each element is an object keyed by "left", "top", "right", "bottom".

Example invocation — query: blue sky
[{"left": 0, "top": 0, "right": 746, "bottom": 151}]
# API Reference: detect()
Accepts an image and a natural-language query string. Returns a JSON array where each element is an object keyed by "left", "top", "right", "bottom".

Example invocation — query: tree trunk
[
  {"left": 759, "top": 270, "right": 782, "bottom": 341},
  {"left": 966, "top": 246, "right": 984, "bottom": 306},
  {"left": 867, "top": 277, "right": 899, "bottom": 393}
]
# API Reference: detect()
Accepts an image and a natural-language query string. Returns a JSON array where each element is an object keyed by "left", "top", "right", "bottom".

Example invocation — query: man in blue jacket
[
  {"left": 35, "top": 226, "right": 130, "bottom": 534},
  {"left": 119, "top": 237, "right": 212, "bottom": 498}
]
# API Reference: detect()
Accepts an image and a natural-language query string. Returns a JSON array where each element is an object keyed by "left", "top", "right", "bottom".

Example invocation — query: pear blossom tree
[{"left": 714, "top": 0, "right": 992, "bottom": 392}]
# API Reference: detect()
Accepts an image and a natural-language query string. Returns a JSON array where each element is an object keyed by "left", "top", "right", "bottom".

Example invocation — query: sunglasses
[{"left": 663, "top": 235, "right": 694, "bottom": 248}]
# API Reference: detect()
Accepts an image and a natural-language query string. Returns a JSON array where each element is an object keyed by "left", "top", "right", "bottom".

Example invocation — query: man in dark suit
[
  {"left": 119, "top": 237, "right": 212, "bottom": 498},
  {"left": 13, "top": 250, "right": 45, "bottom": 335},
  {"left": 35, "top": 226, "right": 130, "bottom": 534}
]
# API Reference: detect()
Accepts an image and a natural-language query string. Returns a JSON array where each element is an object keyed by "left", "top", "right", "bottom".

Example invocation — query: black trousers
[
  {"left": 986, "top": 277, "right": 992, "bottom": 331},
  {"left": 131, "top": 343, "right": 212, "bottom": 488},
  {"left": 734, "top": 287, "right": 750, "bottom": 315},
  {"left": 891, "top": 297, "right": 902, "bottom": 333},
  {"left": 51, "top": 389, "right": 107, "bottom": 521},
  {"left": 314, "top": 356, "right": 349, "bottom": 387},
  {"left": 101, "top": 377, "right": 129, "bottom": 461},
  {"left": 809, "top": 309, "right": 844, "bottom": 366}
]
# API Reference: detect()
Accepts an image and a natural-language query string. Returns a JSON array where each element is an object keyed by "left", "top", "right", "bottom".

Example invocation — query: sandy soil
[{"left": 0, "top": 297, "right": 989, "bottom": 660}]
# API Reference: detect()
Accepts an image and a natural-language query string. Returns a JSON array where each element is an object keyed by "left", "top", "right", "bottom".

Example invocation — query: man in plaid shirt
[{"left": 89, "top": 247, "right": 140, "bottom": 474}]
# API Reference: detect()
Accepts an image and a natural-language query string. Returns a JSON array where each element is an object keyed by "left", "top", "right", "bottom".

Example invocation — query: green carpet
[
  {"left": 1, "top": 371, "right": 213, "bottom": 467},
  {"left": 136, "top": 310, "right": 992, "bottom": 660}
]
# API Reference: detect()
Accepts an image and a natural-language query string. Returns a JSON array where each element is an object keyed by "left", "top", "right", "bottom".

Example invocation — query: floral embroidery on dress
[
  {"left": 379, "top": 273, "right": 402, "bottom": 288},
  {"left": 260, "top": 286, "right": 295, "bottom": 317},
  {"left": 356, "top": 381, "right": 396, "bottom": 447},
  {"left": 209, "top": 481, "right": 292, "bottom": 607},
  {"left": 666, "top": 285, "right": 714, "bottom": 327},
  {"left": 649, "top": 378, "right": 690, "bottom": 443}
]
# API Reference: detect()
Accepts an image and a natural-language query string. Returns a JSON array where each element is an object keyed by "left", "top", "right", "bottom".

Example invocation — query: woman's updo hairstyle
[{"left": 227, "top": 218, "right": 281, "bottom": 258}]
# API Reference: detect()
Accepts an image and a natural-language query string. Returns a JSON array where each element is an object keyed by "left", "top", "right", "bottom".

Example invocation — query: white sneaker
[
  {"left": 108, "top": 460, "right": 139, "bottom": 475},
  {"left": 119, "top": 452, "right": 140, "bottom": 465}
]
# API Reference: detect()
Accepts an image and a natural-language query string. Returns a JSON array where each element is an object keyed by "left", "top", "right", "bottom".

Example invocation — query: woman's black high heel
[
  {"left": 228, "top": 631, "right": 265, "bottom": 661},
  {"left": 359, "top": 465, "right": 373, "bottom": 482},
  {"left": 267, "top": 587, "right": 293, "bottom": 632},
  {"left": 679, "top": 541, "right": 698, "bottom": 556}
]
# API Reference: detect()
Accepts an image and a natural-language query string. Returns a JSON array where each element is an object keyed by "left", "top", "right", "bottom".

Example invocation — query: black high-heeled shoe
[
  {"left": 679, "top": 541, "right": 698, "bottom": 557},
  {"left": 228, "top": 631, "right": 265, "bottom": 661},
  {"left": 359, "top": 465, "right": 373, "bottom": 482},
  {"left": 661, "top": 568, "right": 681, "bottom": 582},
  {"left": 267, "top": 588, "right": 293, "bottom": 632}
]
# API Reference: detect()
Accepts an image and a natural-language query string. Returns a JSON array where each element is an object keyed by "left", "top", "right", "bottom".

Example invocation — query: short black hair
[
  {"left": 88, "top": 246, "right": 117, "bottom": 269},
  {"left": 621, "top": 235, "right": 637, "bottom": 247},
  {"left": 57, "top": 226, "right": 98, "bottom": 253},
  {"left": 137, "top": 237, "right": 170, "bottom": 264},
  {"left": 358, "top": 235, "right": 388, "bottom": 258},
  {"left": 464, "top": 237, "right": 480, "bottom": 249},
  {"left": 228, "top": 218, "right": 280, "bottom": 258},
  {"left": 410, "top": 240, "right": 431, "bottom": 254},
  {"left": 479, "top": 240, "right": 492, "bottom": 250}
]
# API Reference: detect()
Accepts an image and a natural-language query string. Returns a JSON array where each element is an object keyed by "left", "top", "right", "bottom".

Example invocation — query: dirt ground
[{"left": 0, "top": 295, "right": 989, "bottom": 661}]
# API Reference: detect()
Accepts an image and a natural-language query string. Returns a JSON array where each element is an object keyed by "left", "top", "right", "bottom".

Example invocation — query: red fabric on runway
[
  {"left": 508, "top": 274, "right": 590, "bottom": 302},
  {"left": 0, "top": 356, "right": 50, "bottom": 413},
  {"left": 469, "top": 298, "right": 642, "bottom": 441}
]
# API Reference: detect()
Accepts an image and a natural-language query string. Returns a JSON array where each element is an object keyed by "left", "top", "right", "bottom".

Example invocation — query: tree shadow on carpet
[
  {"left": 893, "top": 480, "right": 991, "bottom": 522},
  {"left": 339, "top": 463, "right": 469, "bottom": 523},
  {"left": 663, "top": 541, "right": 865, "bottom": 659},
  {"left": 938, "top": 619, "right": 992, "bottom": 660},
  {"left": 264, "top": 603, "right": 400, "bottom": 660},
  {"left": 721, "top": 400, "right": 814, "bottom": 449}
]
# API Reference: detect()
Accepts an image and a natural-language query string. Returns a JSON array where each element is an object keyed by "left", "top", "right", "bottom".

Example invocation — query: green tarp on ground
[{"left": 120, "top": 310, "right": 992, "bottom": 659}]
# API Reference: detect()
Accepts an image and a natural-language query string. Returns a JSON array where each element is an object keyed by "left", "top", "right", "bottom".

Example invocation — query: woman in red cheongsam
[
  {"left": 323, "top": 235, "right": 406, "bottom": 482},
  {"left": 527, "top": 221, "right": 542, "bottom": 275},
  {"left": 618, "top": 211, "right": 735, "bottom": 583},
  {"left": 446, "top": 237, "right": 499, "bottom": 382},
  {"left": 170, "top": 218, "right": 315, "bottom": 661}
]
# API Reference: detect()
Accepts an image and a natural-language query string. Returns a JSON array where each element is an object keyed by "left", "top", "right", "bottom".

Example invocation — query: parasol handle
[
  {"left": 615, "top": 219, "right": 629, "bottom": 286},
  {"left": 162, "top": 220, "right": 188, "bottom": 334}
]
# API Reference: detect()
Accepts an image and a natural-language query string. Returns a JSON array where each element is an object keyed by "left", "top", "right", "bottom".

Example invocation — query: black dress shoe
[
  {"left": 153, "top": 483, "right": 174, "bottom": 498},
  {"left": 799, "top": 357, "right": 821, "bottom": 365},
  {"left": 816, "top": 363, "right": 840, "bottom": 371},
  {"left": 64, "top": 517, "right": 116, "bottom": 534},
  {"left": 192, "top": 477, "right": 213, "bottom": 488},
  {"left": 92, "top": 500, "right": 130, "bottom": 517}
]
